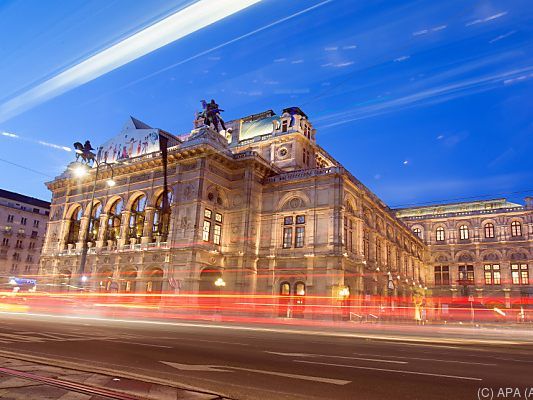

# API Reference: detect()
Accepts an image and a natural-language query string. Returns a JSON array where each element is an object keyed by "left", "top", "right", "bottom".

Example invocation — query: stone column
[{"left": 142, "top": 206, "right": 155, "bottom": 244}]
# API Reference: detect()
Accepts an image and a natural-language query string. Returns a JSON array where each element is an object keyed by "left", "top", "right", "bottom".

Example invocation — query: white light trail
[{"left": 0, "top": 0, "right": 261, "bottom": 123}]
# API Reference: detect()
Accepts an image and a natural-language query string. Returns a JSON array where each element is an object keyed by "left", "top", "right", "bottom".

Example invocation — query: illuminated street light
[
  {"left": 339, "top": 287, "right": 350, "bottom": 298},
  {"left": 214, "top": 277, "right": 226, "bottom": 287},
  {"left": 72, "top": 163, "right": 88, "bottom": 178},
  {"left": 81, "top": 275, "right": 88, "bottom": 283},
  {"left": 106, "top": 178, "right": 116, "bottom": 187}
]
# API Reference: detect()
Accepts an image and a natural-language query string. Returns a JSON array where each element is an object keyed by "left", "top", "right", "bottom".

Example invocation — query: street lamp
[{"left": 71, "top": 141, "right": 115, "bottom": 290}]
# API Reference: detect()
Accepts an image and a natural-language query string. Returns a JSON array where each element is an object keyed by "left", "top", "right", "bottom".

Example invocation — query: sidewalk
[{"left": 0, "top": 356, "right": 227, "bottom": 400}]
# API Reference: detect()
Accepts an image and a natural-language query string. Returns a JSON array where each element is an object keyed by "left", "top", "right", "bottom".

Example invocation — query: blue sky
[{"left": 0, "top": 0, "right": 531, "bottom": 207}]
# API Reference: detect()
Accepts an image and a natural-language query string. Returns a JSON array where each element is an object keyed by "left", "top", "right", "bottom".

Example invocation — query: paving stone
[
  {"left": 176, "top": 389, "right": 221, "bottom": 400},
  {"left": 57, "top": 391, "right": 93, "bottom": 400},
  {"left": 7, "top": 383, "right": 68, "bottom": 399},
  {"left": 0, "top": 377, "right": 41, "bottom": 389},
  {"left": 148, "top": 384, "right": 179, "bottom": 400}
]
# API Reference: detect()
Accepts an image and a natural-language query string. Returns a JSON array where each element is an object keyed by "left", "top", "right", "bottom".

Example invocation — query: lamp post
[{"left": 72, "top": 142, "right": 115, "bottom": 290}]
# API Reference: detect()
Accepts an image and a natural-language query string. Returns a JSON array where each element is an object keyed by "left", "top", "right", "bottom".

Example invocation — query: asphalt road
[{"left": 0, "top": 312, "right": 531, "bottom": 400}]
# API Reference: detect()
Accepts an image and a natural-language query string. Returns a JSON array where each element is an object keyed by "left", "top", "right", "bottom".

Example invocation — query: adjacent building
[
  {"left": 0, "top": 189, "right": 50, "bottom": 279},
  {"left": 396, "top": 198, "right": 532, "bottom": 310},
  {"left": 38, "top": 109, "right": 427, "bottom": 312}
]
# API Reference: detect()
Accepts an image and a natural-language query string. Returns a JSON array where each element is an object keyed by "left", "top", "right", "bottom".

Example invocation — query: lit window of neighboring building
[
  {"left": 436, "top": 227, "right": 445, "bottom": 242},
  {"left": 459, "top": 225, "right": 469, "bottom": 240},
  {"left": 511, "top": 221, "right": 522, "bottom": 237},
  {"left": 484, "top": 264, "right": 501, "bottom": 285},
  {"left": 412, "top": 227, "right": 422, "bottom": 238},
  {"left": 484, "top": 223, "right": 495, "bottom": 238},
  {"left": 434, "top": 266, "right": 449, "bottom": 285},
  {"left": 511, "top": 264, "right": 529, "bottom": 285}
]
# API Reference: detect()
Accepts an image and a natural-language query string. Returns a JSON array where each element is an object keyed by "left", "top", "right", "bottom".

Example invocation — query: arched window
[
  {"left": 436, "top": 227, "right": 445, "bottom": 242},
  {"left": 106, "top": 199, "right": 123, "bottom": 242},
  {"left": 129, "top": 195, "right": 146, "bottom": 239},
  {"left": 484, "top": 223, "right": 495, "bottom": 238},
  {"left": 153, "top": 191, "right": 173, "bottom": 237},
  {"left": 87, "top": 203, "right": 102, "bottom": 242},
  {"left": 67, "top": 206, "right": 82, "bottom": 245},
  {"left": 459, "top": 225, "right": 469, "bottom": 240},
  {"left": 280, "top": 282, "right": 291, "bottom": 296},
  {"left": 511, "top": 221, "right": 522, "bottom": 237},
  {"left": 294, "top": 282, "right": 306, "bottom": 296},
  {"left": 412, "top": 227, "right": 422, "bottom": 238}
]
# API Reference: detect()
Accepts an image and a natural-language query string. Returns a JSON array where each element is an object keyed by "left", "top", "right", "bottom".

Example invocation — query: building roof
[
  {"left": 394, "top": 198, "right": 523, "bottom": 218},
  {"left": 0, "top": 188, "right": 50, "bottom": 209}
]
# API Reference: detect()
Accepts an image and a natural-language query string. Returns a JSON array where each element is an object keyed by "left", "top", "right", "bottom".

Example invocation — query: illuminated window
[
  {"left": 67, "top": 206, "right": 83, "bottom": 245},
  {"left": 202, "top": 220, "right": 211, "bottom": 242},
  {"left": 280, "top": 282, "right": 290, "bottom": 296},
  {"left": 434, "top": 266, "right": 449, "bottom": 285},
  {"left": 344, "top": 217, "right": 354, "bottom": 252},
  {"left": 511, "top": 264, "right": 529, "bottom": 285},
  {"left": 282, "top": 215, "right": 306, "bottom": 248},
  {"left": 484, "top": 223, "right": 495, "bottom": 238},
  {"left": 294, "top": 282, "right": 306, "bottom": 296},
  {"left": 511, "top": 221, "right": 522, "bottom": 237},
  {"left": 106, "top": 199, "right": 123, "bottom": 242},
  {"left": 128, "top": 195, "right": 146, "bottom": 239},
  {"left": 484, "top": 264, "right": 500, "bottom": 285},
  {"left": 458, "top": 265, "right": 474, "bottom": 283},
  {"left": 412, "top": 227, "right": 422, "bottom": 238},
  {"left": 459, "top": 225, "right": 469, "bottom": 240},
  {"left": 202, "top": 209, "right": 222, "bottom": 245},
  {"left": 436, "top": 227, "right": 445, "bottom": 242},
  {"left": 153, "top": 191, "right": 173, "bottom": 237},
  {"left": 283, "top": 227, "right": 292, "bottom": 248},
  {"left": 88, "top": 203, "right": 102, "bottom": 242},
  {"left": 213, "top": 224, "right": 222, "bottom": 245},
  {"left": 295, "top": 226, "right": 305, "bottom": 248}
]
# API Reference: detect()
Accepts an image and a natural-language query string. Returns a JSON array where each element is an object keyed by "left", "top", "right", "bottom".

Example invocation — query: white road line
[
  {"left": 351, "top": 352, "right": 497, "bottom": 366},
  {"left": 106, "top": 340, "right": 172, "bottom": 348},
  {"left": 294, "top": 360, "right": 482, "bottom": 381},
  {"left": 162, "top": 361, "right": 351, "bottom": 385},
  {"left": 266, "top": 351, "right": 407, "bottom": 364}
]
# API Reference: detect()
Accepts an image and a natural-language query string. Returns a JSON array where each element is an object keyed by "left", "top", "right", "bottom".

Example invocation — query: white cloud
[
  {"left": 343, "top": 45, "right": 357, "bottom": 50},
  {"left": 273, "top": 58, "right": 286, "bottom": 62},
  {"left": 394, "top": 55, "right": 410, "bottom": 62},
  {"left": 489, "top": 30, "right": 517, "bottom": 43},
  {"left": 0, "top": 0, "right": 261, "bottom": 123},
  {"left": 1, "top": 131, "right": 18, "bottom": 138},
  {"left": 291, "top": 59, "right": 304, "bottom": 64},
  {"left": 466, "top": 11, "right": 507, "bottom": 26},
  {"left": 334, "top": 61, "right": 354, "bottom": 67},
  {"left": 38, "top": 141, "right": 71, "bottom": 152},
  {"left": 324, "top": 46, "right": 338, "bottom": 51}
]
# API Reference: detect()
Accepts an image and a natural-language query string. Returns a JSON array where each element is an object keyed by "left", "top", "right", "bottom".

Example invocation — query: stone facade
[
  {"left": 0, "top": 189, "right": 50, "bottom": 278},
  {"left": 39, "top": 109, "right": 427, "bottom": 308},
  {"left": 396, "top": 198, "right": 533, "bottom": 308}
]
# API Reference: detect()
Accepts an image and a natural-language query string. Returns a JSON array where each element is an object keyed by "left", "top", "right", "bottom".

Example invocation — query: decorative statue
[
  {"left": 73, "top": 140, "right": 96, "bottom": 164},
  {"left": 196, "top": 99, "right": 227, "bottom": 133}
]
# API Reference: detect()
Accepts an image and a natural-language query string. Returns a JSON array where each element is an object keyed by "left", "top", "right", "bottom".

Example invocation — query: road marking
[
  {"left": 266, "top": 351, "right": 407, "bottom": 364},
  {"left": 161, "top": 361, "right": 227, "bottom": 372},
  {"left": 294, "top": 360, "right": 482, "bottom": 381},
  {"left": 351, "top": 352, "right": 497, "bottom": 366},
  {"left": 107, "top": 340, "right": 173, "bottom": 349},
  {"left": 392, "top": 342, "right": 460, "bottom": 349},
  {"left": 161, "top": 361, "right": 351, "bottom": 385}
]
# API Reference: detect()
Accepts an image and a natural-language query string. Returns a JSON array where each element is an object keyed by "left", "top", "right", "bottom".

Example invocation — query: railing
[
  {"left": 264, "top": 166, "right": 342, "bottom": 183},
  {"left": 398, "top": 206, "right": 525, "bottom": 220}
]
